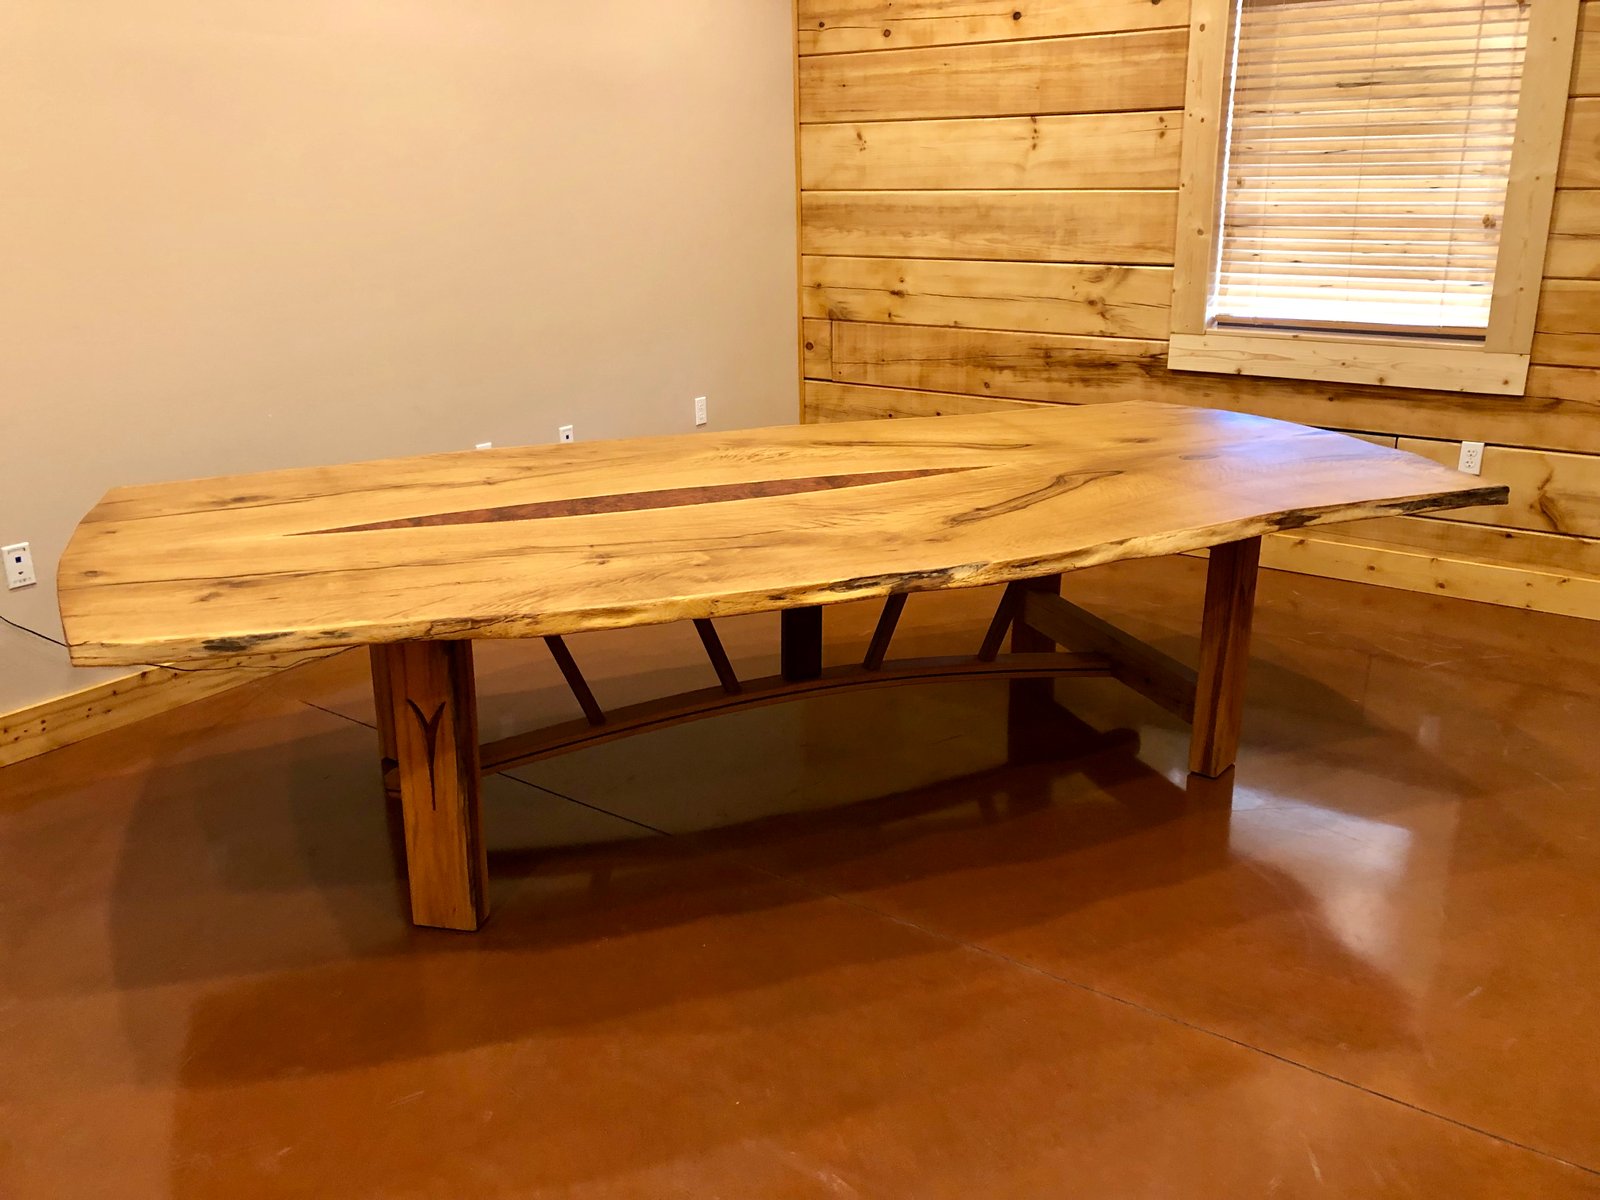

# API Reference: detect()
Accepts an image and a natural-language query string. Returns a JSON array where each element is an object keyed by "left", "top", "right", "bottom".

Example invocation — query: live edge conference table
[{"left": 58, "top": 402, "right": 1504, "bottom": 930}]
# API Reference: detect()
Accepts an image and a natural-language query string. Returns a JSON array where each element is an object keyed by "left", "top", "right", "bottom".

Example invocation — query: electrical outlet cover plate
[
  {"left": 694, "top": 396, "right": 708, "bottom": 426},
  {"left": 4, "top": 542, "right": 37, "bottom": 589},
  {"left": 1458, "top": 441, "right": 1485, "bottom": 476},
  {"left": 558, "top": 425, "right": 575, "bottom": 444}
]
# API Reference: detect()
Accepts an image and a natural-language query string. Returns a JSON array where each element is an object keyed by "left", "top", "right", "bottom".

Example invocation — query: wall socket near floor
[
  {"left": 474, "top": 441, "right": 493, "bottom": 450},
  {"left": 694, "top": 396, "right": 708, "bottom": 427},
  {"left": 4, "top": 542, "right": 37, "bottom": 590},
  {"left": 558, "top": 424, "right": 575, "bottom": 444},
  {"left": 1458, "top": 441, "right": 1486, "bottom": 475}
]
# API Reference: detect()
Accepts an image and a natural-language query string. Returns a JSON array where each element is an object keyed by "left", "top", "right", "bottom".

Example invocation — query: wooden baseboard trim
[{"left": 0, "top": 650, "right": 338, "bottom": 770}]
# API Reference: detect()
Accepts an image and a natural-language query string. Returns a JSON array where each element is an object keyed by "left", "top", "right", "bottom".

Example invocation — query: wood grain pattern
[
  {"left": 802, "top": 256, "right": 1174, "bottom": 338},
  {"left": 1574, "top": 1, "right": 1600, "bottom": 95},
  {"left": 828, "top": 321, "right": 1166, "bottom": 395},
  {"left": 806, "top": 380, "right": 1035, "bottom": 422},
  {"left": 801, "top": 190, "right": 1178, "bottom": 264},
  {"left": 802, "top": 318, "right": 833, "bottom": 379},
  {"left": 1397, "top": 437, "right": 1600, "bottom": 537},
  {"left": 1336, "top": 514, "right": 1600, "bottom": 579},
  {"left": 1170, "top": 0, "right": 1233, "bottom": 335},
  {"left": 821, "top": 322, "right": 1600, "bottom": 453},
  {"left": 798, "top": 0, "right": 1190, "bottom": 55},
  {"left": 800, "top": 111, "right": 1181, "bottom": 191},
  {"left": 1535, "top": 278, "right": 1600, "bottom": 333},
  {"left": 373, "top": 640, "right": 487, "bottom": 931},
  {"left": 798, "top": 29, "right": 1188, "bottom": 122},
  {"left": 792, "top": 0, "right": 1600, "bottom": 626},
  {"left": 1486, "top": 0, "right": 1581, "bottom": 353},
  {"left": 1558, "top": 97, "right": 1600, "bottom": 187},
  {"left": 1544, "top": 188, "right": 1600, "bottom": 277},
  {"left": 59, "top": 403, "right": 1504, "bottom": 667},
  {"left": 1261, "top": 527, "right": 1600, "bottom": 620},
  {"left": 317, "top": 466, "right": 975, "bottom": 532},
  {"left": 1168, "top": 330, "right": 1529, "bottom": 396},
  {"left": 1189, "top": 537, "right": 1260, "bottom": 778}
]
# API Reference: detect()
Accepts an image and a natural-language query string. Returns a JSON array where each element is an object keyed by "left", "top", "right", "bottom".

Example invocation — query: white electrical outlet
[
  {"left": 1458, "top": 441, "right": 1485, "bottom": 476},
  {"left": 694, "top": 396, "right": 708, "bottom": 427},
  {"left": 558, "top": 424, "right": 575, "bottom": 444},
  {"left": 4, "top": 542, "right": 37, "bottom": 590},
  {"left": 475, "top": 441, "right": 493, "bottom": 451}
]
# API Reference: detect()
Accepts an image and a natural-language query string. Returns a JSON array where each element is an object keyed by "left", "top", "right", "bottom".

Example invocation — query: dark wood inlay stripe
[{"left": 309, "top": 467, "right": 978, "bottom": 535}]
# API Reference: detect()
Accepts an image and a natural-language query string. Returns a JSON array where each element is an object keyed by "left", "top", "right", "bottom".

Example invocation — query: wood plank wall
[{"left": 795, "top": 0, "right": 1600, "bottom": 620}]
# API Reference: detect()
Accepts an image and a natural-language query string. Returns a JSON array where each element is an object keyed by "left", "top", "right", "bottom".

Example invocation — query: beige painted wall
[{"left": 0, "top": 1, "right": 799, "bottom": 712}]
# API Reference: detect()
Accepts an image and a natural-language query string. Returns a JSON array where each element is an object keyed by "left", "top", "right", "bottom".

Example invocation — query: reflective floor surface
[{"left": 2, "top": 556, "right": 1597, "bottom": 1197}]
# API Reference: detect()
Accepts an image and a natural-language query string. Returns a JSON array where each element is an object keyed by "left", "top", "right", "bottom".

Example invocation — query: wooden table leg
[
  {"left": 1189, "top": 537, "right": 1261, "bottom": 779},
  {"left": 371, "top": 640, "right": 489, "bottom": 931},
  {"left": 369, "top": 645, "right": 401, "bottom": 801},
  {"left": 781, "top": 606, "right": 823, "bottom": 682},
  {"left": 1008, "top": 574, "right": 1062, "bottom": 762}
]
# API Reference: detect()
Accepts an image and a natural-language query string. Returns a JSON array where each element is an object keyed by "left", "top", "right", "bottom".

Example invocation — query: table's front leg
[
  {"left": 371, "top": 640, "right": 488, "bottom": 930},
  {"left": 1189, "top": 537, "right": 1262, "bottom": 778}
]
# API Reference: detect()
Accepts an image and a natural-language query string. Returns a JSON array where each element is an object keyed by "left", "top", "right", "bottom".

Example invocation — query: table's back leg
[
  {"left": 1007, "top": 574, "right": 1062, "bottom": 762},
  {"left": 371, "top": 640, "right": 489, "bottom": 931},
  {"left": 1189, "top": 537, "right": 1262, "bottom": 778},
  {"left": 781, "top": 606, "right": 823, "bottom": 681}
]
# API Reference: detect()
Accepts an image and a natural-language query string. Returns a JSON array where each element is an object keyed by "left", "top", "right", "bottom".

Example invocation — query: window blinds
[{"left": 1213, "top": 0, "right": 1530, "bottom": 337}]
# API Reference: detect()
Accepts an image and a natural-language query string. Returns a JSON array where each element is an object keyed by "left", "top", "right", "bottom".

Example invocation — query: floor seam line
[
  {"left": 299, "top": 685, "right": 1595, "bottom": 1176},
  {"left": 295, "top": 697, "right": 675, "bottom": 836},
  {"left": 736, "top": 858, "right": 1600, "bottom": 1180}
]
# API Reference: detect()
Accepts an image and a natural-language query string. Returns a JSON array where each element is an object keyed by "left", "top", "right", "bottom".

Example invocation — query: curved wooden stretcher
[{"left": 58, "top": 401, "right": 1505, "bottom": 930}]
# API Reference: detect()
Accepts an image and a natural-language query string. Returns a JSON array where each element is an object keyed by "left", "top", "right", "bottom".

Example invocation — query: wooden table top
[{"left": 58, "top": 401, "right": 1503, "bottom": 667}]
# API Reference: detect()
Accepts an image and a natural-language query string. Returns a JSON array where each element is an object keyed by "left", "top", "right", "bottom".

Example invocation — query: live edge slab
[{"left": 58, "top": 402, "right": 1505, "bottom": 930}]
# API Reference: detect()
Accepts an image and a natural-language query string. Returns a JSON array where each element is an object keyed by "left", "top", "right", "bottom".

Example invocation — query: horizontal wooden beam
[
  {"left": 480, "top": 651, "right": 1115, "bottom": 774},
  {"left": 1020, "top": 590, "right": 1197, "bottom": 722}
]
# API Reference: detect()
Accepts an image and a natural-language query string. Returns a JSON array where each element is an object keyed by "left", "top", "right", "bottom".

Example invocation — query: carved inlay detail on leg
[{"left": 405, "top": 698, "right": 447, "bottom": 810}]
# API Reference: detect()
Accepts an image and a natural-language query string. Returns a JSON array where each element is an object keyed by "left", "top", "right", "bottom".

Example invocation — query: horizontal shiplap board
[
  {"left": 798, "top": 0, "right": 1191, "bottom": 55},
  {"left": 1536, "top": 278, "right": 1600, "bottom": 333},
  {"left": 1545, "top": 188, "right": 1600, "bottom": 277},
  {"left": 805, "top": 379, "right": 1039, "bottom": 422},
  {"left": 1398, "top": 438, "right": 1600, "bottom": 538},
  {"left": 1559, "top": 97, "right": 1600, "bottom": 187},
  {"left": 1573, "top": 2, "right": 1600, "bottom": 96},
  {"left": 1260, "top": 531, "right": 1600, "bottom": 621},
  {"left": 1338, "top": 514, "right": 1600, "bottom": 579},
  {"left": 830, "top": 320, "right": 1165, "bottom": 395},
  {"left": 800, "top": 110, "right": 1182, "bottom": 190},
  {"left": 802, "top": 318, "right": 833, "bottom": 379},
  {"left": 819, "top": 320, "right": 1600, "bottom": 453},
  {"left": 801, "top": 190, "right": 1178, "bottom": 263},
  {"left": 1532, "top": 332, "right": 1600, "bottom": 368},
  {"left": 798, "top": 29, "right": 1188, "bottom": 123},
  {"left": 801, "top": 256, "right": 1175, "bottom": 339}
]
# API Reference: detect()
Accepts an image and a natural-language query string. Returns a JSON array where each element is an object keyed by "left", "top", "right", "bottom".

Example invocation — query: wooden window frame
[{"left": 1167, "top": 0, "right": 1582, "bottom": 397}]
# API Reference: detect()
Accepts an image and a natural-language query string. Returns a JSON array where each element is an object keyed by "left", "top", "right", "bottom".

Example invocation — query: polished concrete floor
[{"left": 2, "top": 556, "right": 1597, "bottom": 1198}]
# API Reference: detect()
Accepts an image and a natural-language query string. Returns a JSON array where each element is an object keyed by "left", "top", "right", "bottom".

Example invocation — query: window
[{"left": 1168, "top": 0, "right": 1581, "bottom": 395}]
